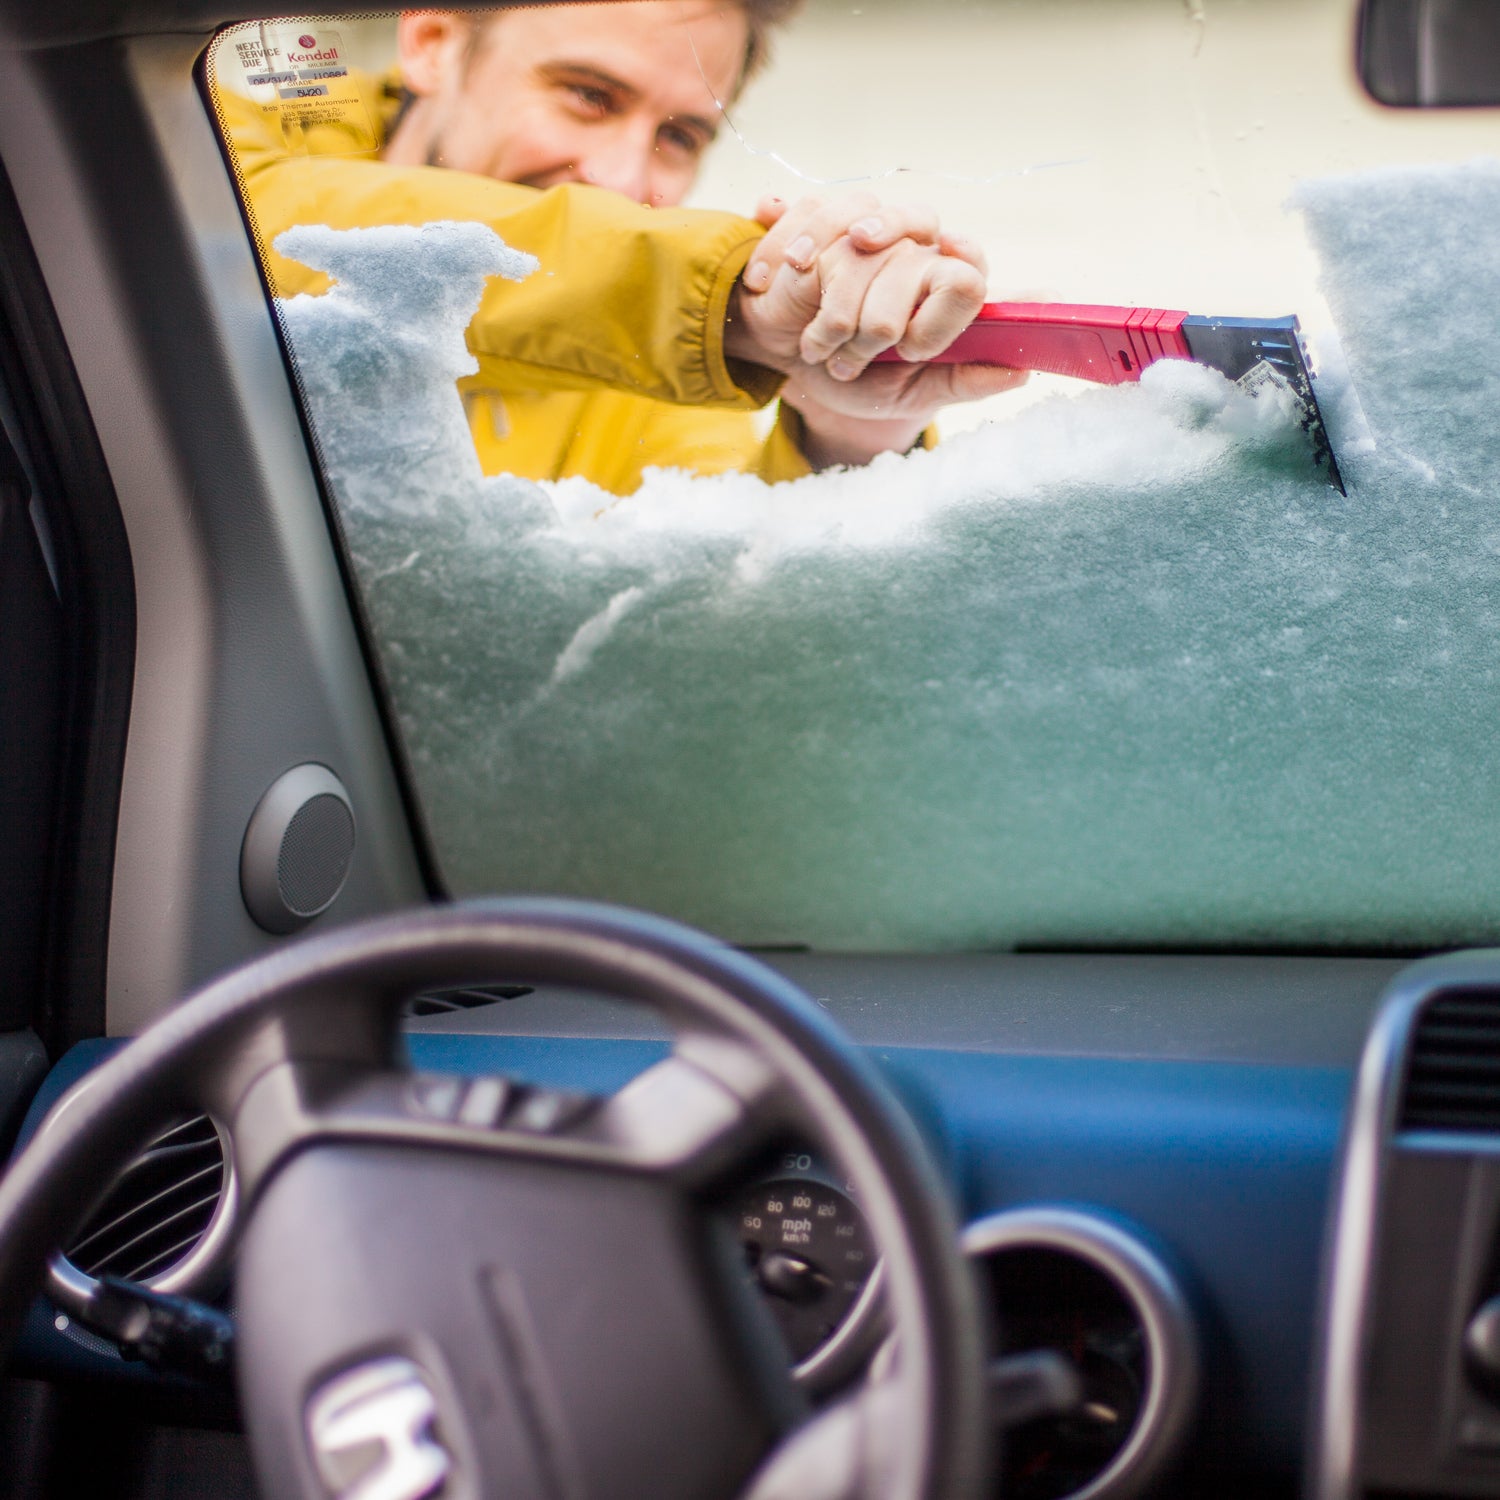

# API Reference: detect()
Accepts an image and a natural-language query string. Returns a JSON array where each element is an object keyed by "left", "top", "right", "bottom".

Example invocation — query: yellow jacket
[{"left": 213, "top": 70, "right": 811, "bottom": 493}]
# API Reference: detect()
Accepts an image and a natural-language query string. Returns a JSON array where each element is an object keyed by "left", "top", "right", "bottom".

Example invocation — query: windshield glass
[{"left": 206, "top": 1, "right": 1500, "bottom": 953}]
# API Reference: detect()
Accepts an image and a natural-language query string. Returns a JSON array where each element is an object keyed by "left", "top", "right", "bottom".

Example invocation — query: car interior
[{"left": 2, "top": 0, "right": 1500, "bottom": 1497}]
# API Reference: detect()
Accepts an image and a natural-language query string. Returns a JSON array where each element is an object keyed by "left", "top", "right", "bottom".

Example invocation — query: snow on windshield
[{"left": 278, "top": 160, "right": 1500, "bottom": 951}]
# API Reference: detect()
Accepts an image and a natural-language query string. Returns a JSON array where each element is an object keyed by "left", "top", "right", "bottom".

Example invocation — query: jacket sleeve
[{"left": 218, "top": 89, "right": 781, "bottom": 412}]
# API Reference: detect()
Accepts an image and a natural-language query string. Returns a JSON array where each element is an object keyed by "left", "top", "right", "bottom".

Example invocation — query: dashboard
[{"left": 11, "top": 952, "right": 1404, "bottom": 1500}]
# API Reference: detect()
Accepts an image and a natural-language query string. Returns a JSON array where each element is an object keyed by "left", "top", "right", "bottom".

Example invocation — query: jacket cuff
[{"left": 701, "top": 231, "right": 784, "bottom": 409}]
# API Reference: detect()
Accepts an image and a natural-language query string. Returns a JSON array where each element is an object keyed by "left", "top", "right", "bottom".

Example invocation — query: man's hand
[
  {"left": 733, "top": 193, "right": 988, "bottom": 372},
  {"left": 743, "top": 192, "right": 987, "bottom": 301},
  {"left": 724, "top": 193, "right": 1026, "bottom": 470},
  {"left": 778, "top": 359, "right": 1027, "bottom": 472}
]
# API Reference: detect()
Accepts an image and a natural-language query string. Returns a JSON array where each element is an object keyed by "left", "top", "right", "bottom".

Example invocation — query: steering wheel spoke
[
  {"left": 577, "top": 1040, "right": 787, "bottom": 1186},
  {"left": 225, "top": 1036, "right": 785, "bottom": 1214},
  {"left": 226, "top": 1057, "right": 607, "bottom": 1203}
]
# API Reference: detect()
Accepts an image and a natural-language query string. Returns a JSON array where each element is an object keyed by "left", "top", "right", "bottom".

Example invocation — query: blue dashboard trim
[{"left": 13, "top": 1032, "right": 1352, "bottom": 1477}]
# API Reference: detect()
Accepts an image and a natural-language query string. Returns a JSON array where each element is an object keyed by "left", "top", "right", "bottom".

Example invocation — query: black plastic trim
[
  {"left": 0, "top": 399, "right": 64, "bottom": 1030},
  {"left": 0, "top": 157, "right": 136, "bottom": 1054},
  {"left": 0, "top": 0, "right": 557, "bottom": 48}
]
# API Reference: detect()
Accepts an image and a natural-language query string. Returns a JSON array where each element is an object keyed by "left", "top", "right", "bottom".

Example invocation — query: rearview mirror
[{"left": 1359, "top": 0, "right": 1500, "bottom": 105}]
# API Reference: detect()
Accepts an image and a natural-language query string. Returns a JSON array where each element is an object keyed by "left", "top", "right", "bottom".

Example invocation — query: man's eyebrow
[{"left": 535, "top": 61, "right": 642, "bottom": 102}]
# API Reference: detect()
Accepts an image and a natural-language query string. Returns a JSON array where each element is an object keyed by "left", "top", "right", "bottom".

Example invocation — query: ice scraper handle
[
  {"left": 879, "top": 301, "right": 1349, "bottom": 496},
  {"left": 873, "top": 302, "right": 1192, "bottom": 383}
]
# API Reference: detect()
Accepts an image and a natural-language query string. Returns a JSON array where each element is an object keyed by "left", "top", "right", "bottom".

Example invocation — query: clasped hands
[{"left": 724, "top": 193, "right": 1026, "bottom": 470}]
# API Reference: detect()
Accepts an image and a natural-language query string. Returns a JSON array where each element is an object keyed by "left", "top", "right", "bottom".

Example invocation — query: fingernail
[
  {"left": 830, "top": 355, "right": 857, "bottom": 381},
  {"left": 743, "top": 260, "right": 770, "bottom": 292},
  {"left": 851, "top": 217, "right": 883, "bottom": 239},
  {"left": 787, "top": 235, "right": 815, "bottom": 267}
]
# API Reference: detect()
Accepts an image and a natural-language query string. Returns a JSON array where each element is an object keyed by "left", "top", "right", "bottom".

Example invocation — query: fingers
[
  {"left": 796, "top": 239, "right": 898, "bottom": 369},
  {"left": 743, "top": 192, "right": 880, "bottom": 292},
  {"left": 938, "top": 232, "right": 988, "bottom": 277},
  {"left": 744, "top": 192, "right": 944, "bottom": 294},
  {"left": 753, "top": 193, "right": 789, "bottom": 230},
  {"left": 798, "top": 240, "right": 989, "bottom": 377},
  {"left": 743, "top": 255, "right": 826, "bottom": 365},
  {"left": 800, "top": 241, "right": 914, "bottom": 373},
  {"left": 894, "top": 253, "right": 989, "bottom": 362},
  {"left": 846, "top": 201, "right": 941, "bottom": 255},
  {"left": 735, "top": 191, "right": 994, "bottom": 386}
]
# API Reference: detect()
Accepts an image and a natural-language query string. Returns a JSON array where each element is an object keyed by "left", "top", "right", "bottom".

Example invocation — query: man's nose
[{"left": 576, "top": 124, "right": 657, "bottom": 205}]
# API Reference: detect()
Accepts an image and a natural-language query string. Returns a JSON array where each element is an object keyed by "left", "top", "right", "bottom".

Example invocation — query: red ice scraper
[{"left": 876, "top": 302, "right": 1346, "bottom": 494}]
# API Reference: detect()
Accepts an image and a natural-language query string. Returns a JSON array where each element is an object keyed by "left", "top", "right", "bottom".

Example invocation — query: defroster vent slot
[{"left": 1401, "top": 990, "right": 1500, "bottom": 1133}]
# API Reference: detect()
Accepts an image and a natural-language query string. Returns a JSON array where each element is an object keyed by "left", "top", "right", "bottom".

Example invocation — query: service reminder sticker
[{"left": 229, "top": 23, "right": 376, "bottom": 154}]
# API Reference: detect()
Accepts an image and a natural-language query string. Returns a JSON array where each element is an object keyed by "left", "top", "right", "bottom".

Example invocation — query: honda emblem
[{"left": 306, "top": 1356, "right": 452, "bottom": 1500}]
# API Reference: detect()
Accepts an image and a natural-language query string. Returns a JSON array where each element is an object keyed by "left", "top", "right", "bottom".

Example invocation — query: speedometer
[{"left": 734, "top": 1173, "right": 875, "bottom": 1365}]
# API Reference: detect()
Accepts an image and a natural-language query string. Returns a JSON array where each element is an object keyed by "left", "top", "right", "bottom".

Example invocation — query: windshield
[{"left": 207, "top": 1, "right": 1500, "bottom": 953}]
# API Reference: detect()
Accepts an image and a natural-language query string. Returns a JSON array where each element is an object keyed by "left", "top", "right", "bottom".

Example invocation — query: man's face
[{"left": 392, "top": 2, "right": 750, "bottom": 208}]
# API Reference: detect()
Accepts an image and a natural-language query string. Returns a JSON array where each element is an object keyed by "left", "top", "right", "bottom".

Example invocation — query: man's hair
[
  {"left": 736, "top": 0, "right": 806, "bottom": 89},
  {"left": 463, "top": 2, "right": 807, "bottom": 97}
]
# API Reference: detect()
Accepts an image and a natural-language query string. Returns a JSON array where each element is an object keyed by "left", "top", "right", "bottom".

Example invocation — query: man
[{"left": 220, "top": 1, "right": 1022, "bottom": 492}]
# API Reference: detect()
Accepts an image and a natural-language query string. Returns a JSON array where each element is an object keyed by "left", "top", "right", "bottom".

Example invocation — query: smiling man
[
  {"left": 381, "top": 2, "right": 770, "bottom": 207},
  {"left": 220, "top": 1, "right": 1022, "bottom": 491}
]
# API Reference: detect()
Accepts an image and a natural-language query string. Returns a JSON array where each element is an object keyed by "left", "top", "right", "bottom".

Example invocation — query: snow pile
[
  {"left": 277, "top": 222, "right": 537, "bottom": 514},
  {"left": 277, "top": 166, "right": 1500, "bottom": 951}
]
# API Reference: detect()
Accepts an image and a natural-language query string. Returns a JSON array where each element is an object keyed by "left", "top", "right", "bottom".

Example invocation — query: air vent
[
  {"left": 56, "top": 1116, "right": 232, "bottom": 1290},
  {"left": 1400, "top": 990, "right": 1500, "bottom": 1132},
  {"left": 964, "top": 1209, "right": 1197, "bottom": 1500},
  {"left": 403, "top": 984, "right": 535, "bottom": 1019}
]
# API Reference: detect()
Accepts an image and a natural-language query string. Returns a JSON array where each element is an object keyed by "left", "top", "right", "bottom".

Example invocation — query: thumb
[
  {"left": 754, "top": 194, "right": 790, "bottom": 229},
  {"left": 909, "top": 362, "right": 1029, "bottom": 409},
  {"left": 758, "top": 258, "right": 827, "bottom": 340}
]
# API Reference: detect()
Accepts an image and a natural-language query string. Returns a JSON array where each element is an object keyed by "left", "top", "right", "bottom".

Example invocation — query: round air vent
[
  {"left": 964, "top": 1208, "right": 1198, "bottom": 1500},
  {"left": 47, "top": 1114, "right": 237, "bottom": 1313}
]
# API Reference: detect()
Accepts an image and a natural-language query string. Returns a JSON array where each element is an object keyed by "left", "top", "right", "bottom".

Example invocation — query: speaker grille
[
  {"left": 1400, "top": 990, "right": 1500, "bottom": 1133},
  {"left": 277, "top": 792, "right": 356, "bottom": 916},
  {"left": 64, "top": 1116, "right": 227, "bottom": 1284}
]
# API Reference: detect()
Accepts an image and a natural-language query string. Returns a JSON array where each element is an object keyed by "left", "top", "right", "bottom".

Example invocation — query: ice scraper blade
[
  {"left": 1179, "top": 314, "right": 1345, "bottom": 495},
  {"left": 875, "top": 302, "right": 1346, "bottom": 493}
]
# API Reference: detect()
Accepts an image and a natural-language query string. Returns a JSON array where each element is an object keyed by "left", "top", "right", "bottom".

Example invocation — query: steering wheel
[{"left": 0, "top": 899, "right": 989, "bottom": 1500}]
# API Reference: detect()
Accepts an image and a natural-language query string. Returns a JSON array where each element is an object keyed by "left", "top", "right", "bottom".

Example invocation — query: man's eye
[
  {"left": 658, "top": 124, "right": 705, "bottom": 157},
  {"left": 567, "top": 84, "right": 613, "bottom": 114}
]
